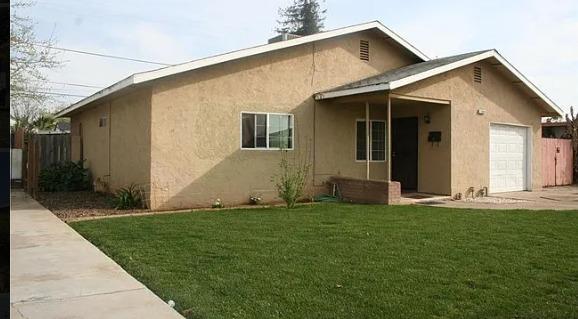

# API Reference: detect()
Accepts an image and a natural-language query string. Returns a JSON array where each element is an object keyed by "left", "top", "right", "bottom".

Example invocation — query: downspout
[
  {"left": 108, "top": 101, "right": 112, "bottom": 186},
  {"left": 386, "top": 93, "right": 392, "bottom": 181},
  {"left": 365, "top": 101, "right": 370, "bottom": 180}
]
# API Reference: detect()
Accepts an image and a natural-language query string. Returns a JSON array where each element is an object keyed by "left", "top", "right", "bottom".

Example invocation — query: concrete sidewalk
[{"left": 10, "top": 190, "right": 184, "bottom": 319}]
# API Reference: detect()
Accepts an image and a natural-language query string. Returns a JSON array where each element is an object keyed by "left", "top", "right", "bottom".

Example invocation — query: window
[
  {"left": 241, "top": 112, "right": 293, "bottom": 149},
  {"left": 99, "top": 116, "right": 107, "bottom": 127},
  {"left": 356, "top": 120, "right": 386, "bottom": 161}
]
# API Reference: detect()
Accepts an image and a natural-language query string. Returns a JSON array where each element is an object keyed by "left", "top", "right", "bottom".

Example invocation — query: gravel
[
  {"left": 460, "top": 196, "right": 528, "bottom": 204},
  {"left": 36, "top": 191, "right": 148, "bottom": 222}
]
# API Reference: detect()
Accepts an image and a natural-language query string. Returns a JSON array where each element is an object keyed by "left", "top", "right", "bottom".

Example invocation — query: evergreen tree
[{"left": 276, "top": 0, "right": 326, "bottom": 36}]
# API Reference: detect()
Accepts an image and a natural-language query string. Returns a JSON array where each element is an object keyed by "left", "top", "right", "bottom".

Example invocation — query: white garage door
[{"left": 490, "top": 124, "right": 528, "bottom": 193}]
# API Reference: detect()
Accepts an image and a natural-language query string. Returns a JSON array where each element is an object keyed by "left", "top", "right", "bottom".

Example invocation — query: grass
[{"left": 70, "top": 204, "right": 578, "bottom": 319}]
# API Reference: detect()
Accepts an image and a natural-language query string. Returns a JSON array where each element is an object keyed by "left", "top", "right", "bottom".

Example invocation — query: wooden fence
[
  {"left": 23, "top": 133, "right": 71, "bottom": 196},
  {"left": 542, "top": 138, "right": 573, "bottom": 187}
]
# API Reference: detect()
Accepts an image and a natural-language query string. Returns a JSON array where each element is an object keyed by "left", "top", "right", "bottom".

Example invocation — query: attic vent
[
  {"left": 99, "top": 116, "right": 107, "bottom": 127},
  {"left": 473, "top": 66, "right": 482, "bottom": 83},
  {"left": 359, "top": 40, "right": 369, "bottom": 61}
]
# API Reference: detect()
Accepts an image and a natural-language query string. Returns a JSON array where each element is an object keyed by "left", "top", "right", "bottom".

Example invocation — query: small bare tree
[
  {"left": 10, "top": 1, "right": 61, "bottom": 132},
  {"left": 272, "top": 149, "right": 312, "bottom": 209},
  {"left": 565, "top": 106, "right": 578, "bottom": 183}
]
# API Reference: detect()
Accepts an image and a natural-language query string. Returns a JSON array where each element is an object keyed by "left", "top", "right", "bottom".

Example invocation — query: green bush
[
  {"left": 272, "top": 151, "right": 311, "bottom": 209},
  {"left": 39, "top": 161, "right": 90, "bottom": 192},
  {"left": 114, "top": 184, "right": 144, "bottom": 210}
]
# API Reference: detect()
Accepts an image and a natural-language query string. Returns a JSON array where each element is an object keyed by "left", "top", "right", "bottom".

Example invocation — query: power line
[
  {"left": 13, "top": 90, "right": 88, "bottom": 98},
  {"left": 46, "top": 81, "right": 104, "bottom": 89},
  {"left": 27, "top": 42, "right": 172, "bottom": 66}
]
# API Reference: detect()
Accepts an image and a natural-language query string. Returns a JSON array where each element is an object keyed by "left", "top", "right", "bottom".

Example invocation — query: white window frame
[
  {"left": 240, "top": 111, "right": 295, "bottom": 150},
  {"left": 355, "top": 119, "right": 386, "bottom": 162}
]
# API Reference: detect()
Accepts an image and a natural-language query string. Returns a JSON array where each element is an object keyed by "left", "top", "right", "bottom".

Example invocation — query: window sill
[{"left": 241, "top": 148, "right": 295, "bottom": 151}]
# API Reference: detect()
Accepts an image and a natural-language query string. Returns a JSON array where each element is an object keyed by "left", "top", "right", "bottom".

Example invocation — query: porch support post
[
  {"left": 386, "top": 93, "right": 392, "bottom": 181},
  {"left": 365, "top": 101, "right": 370, "bottom": 180}
]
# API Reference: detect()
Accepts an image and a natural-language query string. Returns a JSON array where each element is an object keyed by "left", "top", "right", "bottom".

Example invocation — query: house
[
  {"left": 542, "top": 121, "right": 570, "bottom": 139},
  {"left": 55, "top": 21, "right": 563, "bottom": 210}
]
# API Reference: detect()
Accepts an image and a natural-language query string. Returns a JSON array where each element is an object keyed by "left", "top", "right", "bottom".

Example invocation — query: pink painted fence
[{"left": 542, "top": 138, "right": 573, "bottom": 187}]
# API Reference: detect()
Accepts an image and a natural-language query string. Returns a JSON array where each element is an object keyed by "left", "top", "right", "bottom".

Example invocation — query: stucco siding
[
  {"left": 314, "top": 102, "right": 388, "bottom": 184},
  {"left": 149, "top": 31, "right": 419, "bottom": 209},
  {"left": 70, "top": 102, "right": 110, "bottom": 183},
  {"left": 391, "top": 101, "right": 451, "bottom": 195},
  {"left": 394, "top": 60, "right": 542, "bottom": 196},
  {"left": 109, "top": 89, "right": 152, "bottom": 192},
  {"left": 70, "top": 88, "right": 152, "bottom": 198}
]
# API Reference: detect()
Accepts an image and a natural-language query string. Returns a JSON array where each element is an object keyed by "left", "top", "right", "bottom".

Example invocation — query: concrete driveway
[
  {"left": 10, "top": 190, "right": 184, "bottom": 319},
  {"left": 420, "top": 185, "right": 578, "bottom": 210}
]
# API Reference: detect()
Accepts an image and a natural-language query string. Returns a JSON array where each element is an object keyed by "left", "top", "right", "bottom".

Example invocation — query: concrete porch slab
[{"left": 419, "top": 185, "right": 578, "bottom": 210}]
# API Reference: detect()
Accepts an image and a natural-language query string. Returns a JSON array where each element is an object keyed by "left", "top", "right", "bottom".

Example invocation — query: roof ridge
[{"left": 56, "top": 20, "right": 428, "bottom": 117}]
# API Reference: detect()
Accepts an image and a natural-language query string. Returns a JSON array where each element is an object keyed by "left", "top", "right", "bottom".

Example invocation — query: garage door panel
[{"left": 490, "top": 124, "right": 528, "bottom": 193}]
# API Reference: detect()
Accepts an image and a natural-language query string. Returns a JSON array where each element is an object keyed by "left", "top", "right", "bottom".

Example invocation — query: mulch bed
[{"left": 36, "top": 191, "right": 148, "bottom": 222}]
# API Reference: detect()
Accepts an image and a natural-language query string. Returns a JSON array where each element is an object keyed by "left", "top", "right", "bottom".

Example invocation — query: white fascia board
[
  {"left": 56, "top": 21, "right": 429, "bottom": 117},
  {"left": 136, "top": 21, "right": 428, "bottom": 83},
  {"left": 316, "top": 50, "right": 562, "bottom": 116},
  {"left": 388, "top": 51, "right": 495, "bottom": 90},
  {"left": 373, "top": 22, "right": 429, "bottom": 61},
  {"left": 55, "top": 76, "right": 134, "bottom": 117},
  {"left": 491, "top": 53, "right": 563, "bottom": 116},
  {"left": 314, "top": 51, "right": 495, "bottom": 101},
  {"left": 388, "top": 50, "right": 563, "bottom": 116},
  {"left": 314, "top": 83, "right": 390, "bottom": 100}
]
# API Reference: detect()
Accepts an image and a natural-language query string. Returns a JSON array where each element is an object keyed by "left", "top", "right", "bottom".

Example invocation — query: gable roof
[
  {"left": 56, "top": 21, "right": 428, "bottom": 117},
  {"left": 314, "top": 49, "right": 563, "bottom": 116}
]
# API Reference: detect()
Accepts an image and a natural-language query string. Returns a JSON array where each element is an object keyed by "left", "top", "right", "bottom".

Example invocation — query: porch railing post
[
  {"left": 365, "top": 101, "right": 370, "bottom": 180},
  {"left": 386, "top": 93, "right": 392, "bottom": 181}
]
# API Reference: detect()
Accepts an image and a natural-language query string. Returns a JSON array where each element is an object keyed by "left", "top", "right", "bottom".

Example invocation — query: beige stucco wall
[
  {"left": 70, "top": 88, "right": 152, "bottom": 199},
  {"left": 149, "top": 31, "right": 419, "bottom": 209},
  {"left": 391, "top": 101, "right": 451, "bottom": 195},
  {"left": 394, "top": 60, "right": 543, "bottom": 196},
  {"left": 313, "top": 102, "right": 389, "bottom": 183},
  {"left": 70, "top": 102, "right": 110, "bottom": 183}
]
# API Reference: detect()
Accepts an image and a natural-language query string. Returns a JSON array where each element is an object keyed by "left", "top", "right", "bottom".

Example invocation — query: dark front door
[{"left": 391, "top": 117, "right": 418, "bottom": 190}]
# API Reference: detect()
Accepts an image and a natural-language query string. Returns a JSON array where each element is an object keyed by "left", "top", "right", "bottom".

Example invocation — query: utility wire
[
  {"left": 26, "top": 42, "right": 172, "bottom": 66},
  {"left": 45, "top": 81, "right": 104, "bottom": 89},
  {"left": 13, "top": 90, "right": 88, "bottom": 98}
]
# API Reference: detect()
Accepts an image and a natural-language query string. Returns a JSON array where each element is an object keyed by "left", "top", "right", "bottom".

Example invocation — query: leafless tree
[{"left": 10, "top": 0, "right": 61, "bottom": 132}]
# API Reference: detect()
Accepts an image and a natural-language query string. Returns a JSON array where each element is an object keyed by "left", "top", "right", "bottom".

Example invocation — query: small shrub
[
  {"left": 114, "top": 184, "right": 143, "bottom": 210},
  {"left": 39, "top": 161, "right": 90, "bottom": 192},
  {"left": 212, "top": 198, "right": 224, "bottom": 208},
  {"left": 272, "top": 151, "right": 311, "bottom": 209},
  {"left": 249, "top": 195, "right": 262, "bottom": 205}
]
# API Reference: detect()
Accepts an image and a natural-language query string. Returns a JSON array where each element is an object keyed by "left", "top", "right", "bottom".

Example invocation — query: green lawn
[{"left": 71, "top": 204, "right": 578, "bottom": 319}]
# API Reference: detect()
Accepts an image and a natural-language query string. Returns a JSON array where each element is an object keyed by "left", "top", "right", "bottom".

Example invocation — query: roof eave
[
  {"left": 56, "top": 21, "right": 429, "bottom": 117},
  {"left": 315, "top": 50, "right": 564, "bottom": 117},
  {"left": 55, "top": 76, "right": 135, "bottom": 117}
]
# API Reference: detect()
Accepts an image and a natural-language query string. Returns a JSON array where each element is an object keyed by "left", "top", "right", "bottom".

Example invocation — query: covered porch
[{"left": 313, "top": 91, "right": 451, "bottom": 204}]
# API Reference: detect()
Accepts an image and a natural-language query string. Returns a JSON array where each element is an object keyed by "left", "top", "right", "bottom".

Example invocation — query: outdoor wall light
[{"left": 424, "top": 113, "right": 431, "bottom": 124}]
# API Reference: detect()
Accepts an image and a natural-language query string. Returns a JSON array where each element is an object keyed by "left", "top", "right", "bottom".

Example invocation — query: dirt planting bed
[{"left": 36, "top": 191, "right": 148, "bottom": 222}]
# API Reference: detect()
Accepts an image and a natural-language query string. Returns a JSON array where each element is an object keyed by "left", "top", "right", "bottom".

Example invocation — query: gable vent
[
  {"left": 474, "top": 66, "right": 482, "bottom": 83},
  {"left": 359, "top": 40, "right": 369, "bottom": 61}
]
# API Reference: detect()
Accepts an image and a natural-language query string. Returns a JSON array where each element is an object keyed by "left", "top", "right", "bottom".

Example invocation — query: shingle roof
[
  {"left": 320, "top": 50, "right": 492, "bottom": 93},
  {"left": 315, "top": 49, "right": 562, "bottom": 116}
]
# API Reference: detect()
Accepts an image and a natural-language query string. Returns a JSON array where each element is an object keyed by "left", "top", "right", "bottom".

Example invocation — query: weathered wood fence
[
  {"left": 542, "top": 138, "right": 573, "bottom": 187},
  {"left": 23, "top": 133, "right": 71, "bottom": 196}
]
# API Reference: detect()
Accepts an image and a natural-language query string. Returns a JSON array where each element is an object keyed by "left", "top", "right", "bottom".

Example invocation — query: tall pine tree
[{"left": 276, "top": 0, "right": 326, "bottom": 36}]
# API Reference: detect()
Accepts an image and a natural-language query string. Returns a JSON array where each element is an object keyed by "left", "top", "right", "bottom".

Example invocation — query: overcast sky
[{"left": 18, "top": 0, "right": 578, "bottom": 115}]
